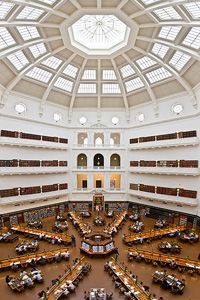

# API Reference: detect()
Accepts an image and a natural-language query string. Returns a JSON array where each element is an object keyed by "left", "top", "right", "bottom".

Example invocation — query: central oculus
[{"left": 68, "top": 15, "right": 130, "bottom": 55}]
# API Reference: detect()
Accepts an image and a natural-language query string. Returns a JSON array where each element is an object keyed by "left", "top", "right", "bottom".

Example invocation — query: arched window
[
  {"left": 77, "top": 154, "right": 87, "bottom": 168},
  {"left": 95, "top": 137, "right": 103, "bottom": 145},
  {"left": 110, "top": 154, "right": 120, "bottom": 168},
  {"left": 110, "top": 138, "right": 114, "bottom": 145},
  {"left": 93, "top": 154, "right": 104, "bottom": 168}
]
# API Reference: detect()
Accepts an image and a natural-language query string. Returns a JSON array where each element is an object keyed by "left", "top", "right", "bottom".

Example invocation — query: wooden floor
[{"left": 0, "top": 212, "right": 200, "bottom": 300}]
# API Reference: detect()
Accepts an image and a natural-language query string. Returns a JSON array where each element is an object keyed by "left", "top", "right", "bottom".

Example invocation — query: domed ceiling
[{"left": 0, "top": 0, "right": 199, "bottom": 112}]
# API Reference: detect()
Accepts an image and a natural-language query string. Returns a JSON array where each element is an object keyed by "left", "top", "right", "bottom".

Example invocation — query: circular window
[
  {"left": 79, "top": 116, "right": 87, "bottom": 125},
  {"left": 53, "top": 112, "right": 62, "bottom": 122},
  {"left": 15, "top": 103, "right": 26, "bottom": 114},
  {"left": 172, "top": 104, "right": 183, "bottom": 115},
  {"left": 112, "top": 116, "right": 119, "bottom": 125},
  {"left": 136, "top": 113, "right": 145, "bottom": 122}
]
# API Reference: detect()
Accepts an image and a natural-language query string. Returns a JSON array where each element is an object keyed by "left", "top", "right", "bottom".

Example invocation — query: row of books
[
  {"left": 130, "top": 130, "right": 197, "bottom": 144},
  {"left": 130, "top": 160, "right": 198, "bottom": 168},
  {"left": 130, "top": 183, "right": 197, "bottom": 199},
  {"left": 0, "top": 160, "right": 68, "bottom": 167},
  {"left": 1, "top": 130, "right": 68, "bottom": 144},
  {"left": 0, "top": 183, "right": 68, "bottom": 198}
]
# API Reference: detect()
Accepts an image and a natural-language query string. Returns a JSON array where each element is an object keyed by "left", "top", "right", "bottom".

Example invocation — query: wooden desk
[
  {"left": 11, "top": 225, "right": 71, "bottom": 244},
  {"left": 68, "top": 212, "right": 91, "bottom": 235},
  {"left": 108, "top": 258, "right": 150, "bottom": 300},
  {"left": 104, "top": 211, "right": 127, "bottom": 235},
  {"left": 0, "top": 248, "right": 70, "bottom": 271},
  {"left": 45, "top": 257, "right": 88, "bottom": 300},
  {"left": 123, "top": 225, "right": 186, "bottom": 244},
  {"left": 128, "top": 248, "right": 200, "bottom": 271}
]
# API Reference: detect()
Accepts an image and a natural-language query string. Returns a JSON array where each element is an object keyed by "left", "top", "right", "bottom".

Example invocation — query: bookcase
[
  {"left": 0, "top": 188, "right": 19, "bottom": 198},
  {"left": 130, "top": 183, "right": 138, "bottom": 191},
  {"left": 42, "top": 184, "right": 58, "bottom": 193},
  {"left": 179, "top": 189, "right": 197, "bottom": 199},
  {"left": 59, "top": 161, "right": 68, "bottom": 167},
  {"left": 19, "top": 160, "right": 40, "bottom": 167},
  {"left": 0, "top": 160, "right": 18, "bottom": 167},
  {"left": 139, "top": 184, "right": 155, "bottom": 193},
  {"left": 20, "top": 186, "right": 41, "bottom": 195},
  {"left": 130, "top": 130, "right": 197, "bottom": 144},
  {"left": 140, "top": 160, "right": 156, "bottom": 167},
  {"left": 41, "top": 160, "right": 58, "bottom": 167},
  {"left": 42, "top": 135, "right": 58, "bottom": 143},
  {"left": 1, "top": 129, "right": 68, "bottom": 145},
  {"left": 59, "top": 183, "right": 68, "bottom": 190},
  {"left": 1, "top": 130, "right": 19, "bottom": 138},
  {"left": 130, "top": 161, "right": 139, "bottom": 167},
  {"left": 179, "top": 160, "right": 198, "bottom": 168},
  {"left": 20, "top": 132, "right": 41, "bottom": 140},
  {"left": 157, "top": 186, "right": 177, "bottom": 196}
]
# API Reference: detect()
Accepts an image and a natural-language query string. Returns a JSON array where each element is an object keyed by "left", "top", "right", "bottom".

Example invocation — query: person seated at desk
[
  {"left": 66, "top": 281, "right": 76, "bottom": 291},
  {"left": 37, "top": 256, "right": 46, "bottom": 265},
  {"left": 61, "top": 251, "right": 70, "bottom": 260},
  {"left": 21, "top": 274, "right": 34, "bottom": 287},
  {"left": 129, "top": 213, "right": 140, "bottom": 221},
  {"left": 82, "top": 264, "right": 90, "bottom": 274},
  {"left": 38, "top": 290, "right": 47, "bottom": 300},
  {"left": 30, "top": 268, "right": 43, "bottom": 283}
]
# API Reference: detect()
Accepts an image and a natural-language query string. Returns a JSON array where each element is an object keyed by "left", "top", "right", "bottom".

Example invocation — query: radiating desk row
[
  {"left": 11, "top": 225, "right": 71, "bottom": 244},
  {"left": 128, "top": 248, "right": 200, "bottom": 271},
  {"left": 123, "top": 225, "right": 186, "bottom": 244},
  {"left": 107, "top": 258, "right": 150, "bottom": 300},
  {"left": 0, "top": 248, "right": 70, "bottom": 271}
]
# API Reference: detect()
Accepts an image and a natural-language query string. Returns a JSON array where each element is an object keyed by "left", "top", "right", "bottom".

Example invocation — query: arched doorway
[
  {"left": 110, "top": 154, "right": 120, "bottom": 168},
  {"left": 77, "top": 153, "right": 87, "bottom": 168},
  {"left": 93, "top": 153, "right": 104, "bottom": 169}
]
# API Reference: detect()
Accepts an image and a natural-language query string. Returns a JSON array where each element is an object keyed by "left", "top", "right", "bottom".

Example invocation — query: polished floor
[{"left": 0, "top": 212, "right": 200, "bottom": 300}]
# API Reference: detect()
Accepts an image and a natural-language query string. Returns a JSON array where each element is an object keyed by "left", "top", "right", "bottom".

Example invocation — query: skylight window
[
  {"left": 184, "top": 2, "right": 200, "bottom": 19},
  {"left": 169, "top": 51, "right": 191, "bottom": 71},
  {"left": 102, "top": 70, "right": 117, "bottom": 80},
  {"left": 26, "top": 67, "right": 52, "bottom": 83},
  {"left": 153, "top": 7, "right": 182, "bottom": 20},
  {"left": 182, "top": 27, "right": 200, "bottom": 49},
  {"left": 42, "top": 56, "right": 62, "bottom": 70},
  {"left": 82, "top": 70, "right": 96, "bottom": 80},
  {"left": 78, "top": 83, "right": 96, "bottom": 94},
  {"left": 63, "top": 64, "right": 78, "bottom": 78},
  {"left": 29, "top": 43, "right": 47, "bottom": 58},
  {"left": 0, "top": 1, "right": 14, "bottom": 19},
  {"left": 159, "top": 26, "right": 182, "bottom": 41},
  {"left": 102, "top": 84, "right": 121, "bottom": 94},
  {"left": 16, "top": 26, "right": 40, "bottom": 41},
  {"left": 0, "top": 27, "right": 15, "bottom": 49},
  {"left": 120, "top": 64, "right": 135, "bottom": 78},
  {"left": 125, "top": 77, "right": 144, "bottom": 92},
  {"left": 38, "top": 0, "right": 57, "bottom": 5},
  {"left": 146, "top": 67, "right": 172, "bottom": 83},
  {"left": 7, "top": 50, "right": 29, "bottom": 71},
  {"left": 69, "top": 15, "right": 130, "bottom": 55},
  {"left": 16, "top": 6, "right": 44, "bottom": 20},
  {"left": 136, "top": 56, "right": 156, "bottom": 70},
  {"left": 54, "top": 77, "right": 73, "bottom": 92},
  {"left": 152, "top": 43, "right": 169, "bottom": 58},
  {"left": 140, "top": 0, "right": 160, "bottom": 5}
]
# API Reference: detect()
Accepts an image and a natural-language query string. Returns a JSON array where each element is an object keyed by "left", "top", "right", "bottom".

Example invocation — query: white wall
[{"left": 0, "top": 88, "right": 200, "bottom": 215}]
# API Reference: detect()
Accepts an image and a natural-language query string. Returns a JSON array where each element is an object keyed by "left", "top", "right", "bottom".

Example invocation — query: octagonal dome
[{"left": 68, "top": 15, "right": 130, "bottom": 55}]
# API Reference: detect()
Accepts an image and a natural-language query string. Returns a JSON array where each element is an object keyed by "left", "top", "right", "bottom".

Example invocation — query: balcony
[
  {"left": 129, "top": 166, "right": 200, "bottom": 176},
  {"left": 129, "top": 189, "right": 198, "bottom": 207},
  {"left": 72, "top": 144, "right": 125, "bottom": 150},
  {"left": 0, "top": 189, "right": 68, "bottom": 206},
  {"left": 0, "top": 166, "right": 68, "bottom": 176},
  {"left": 0, "top": 136, "right": 68, "bottom": 150},
  {"left": 73, "top": 166, "right": 125, "bottom": 172},
  {"left": 72, "top": 188, "right": 125, "bottom": 194},
  {"left": 129, "top": 136, "right": 200, "bottom": 150}
]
